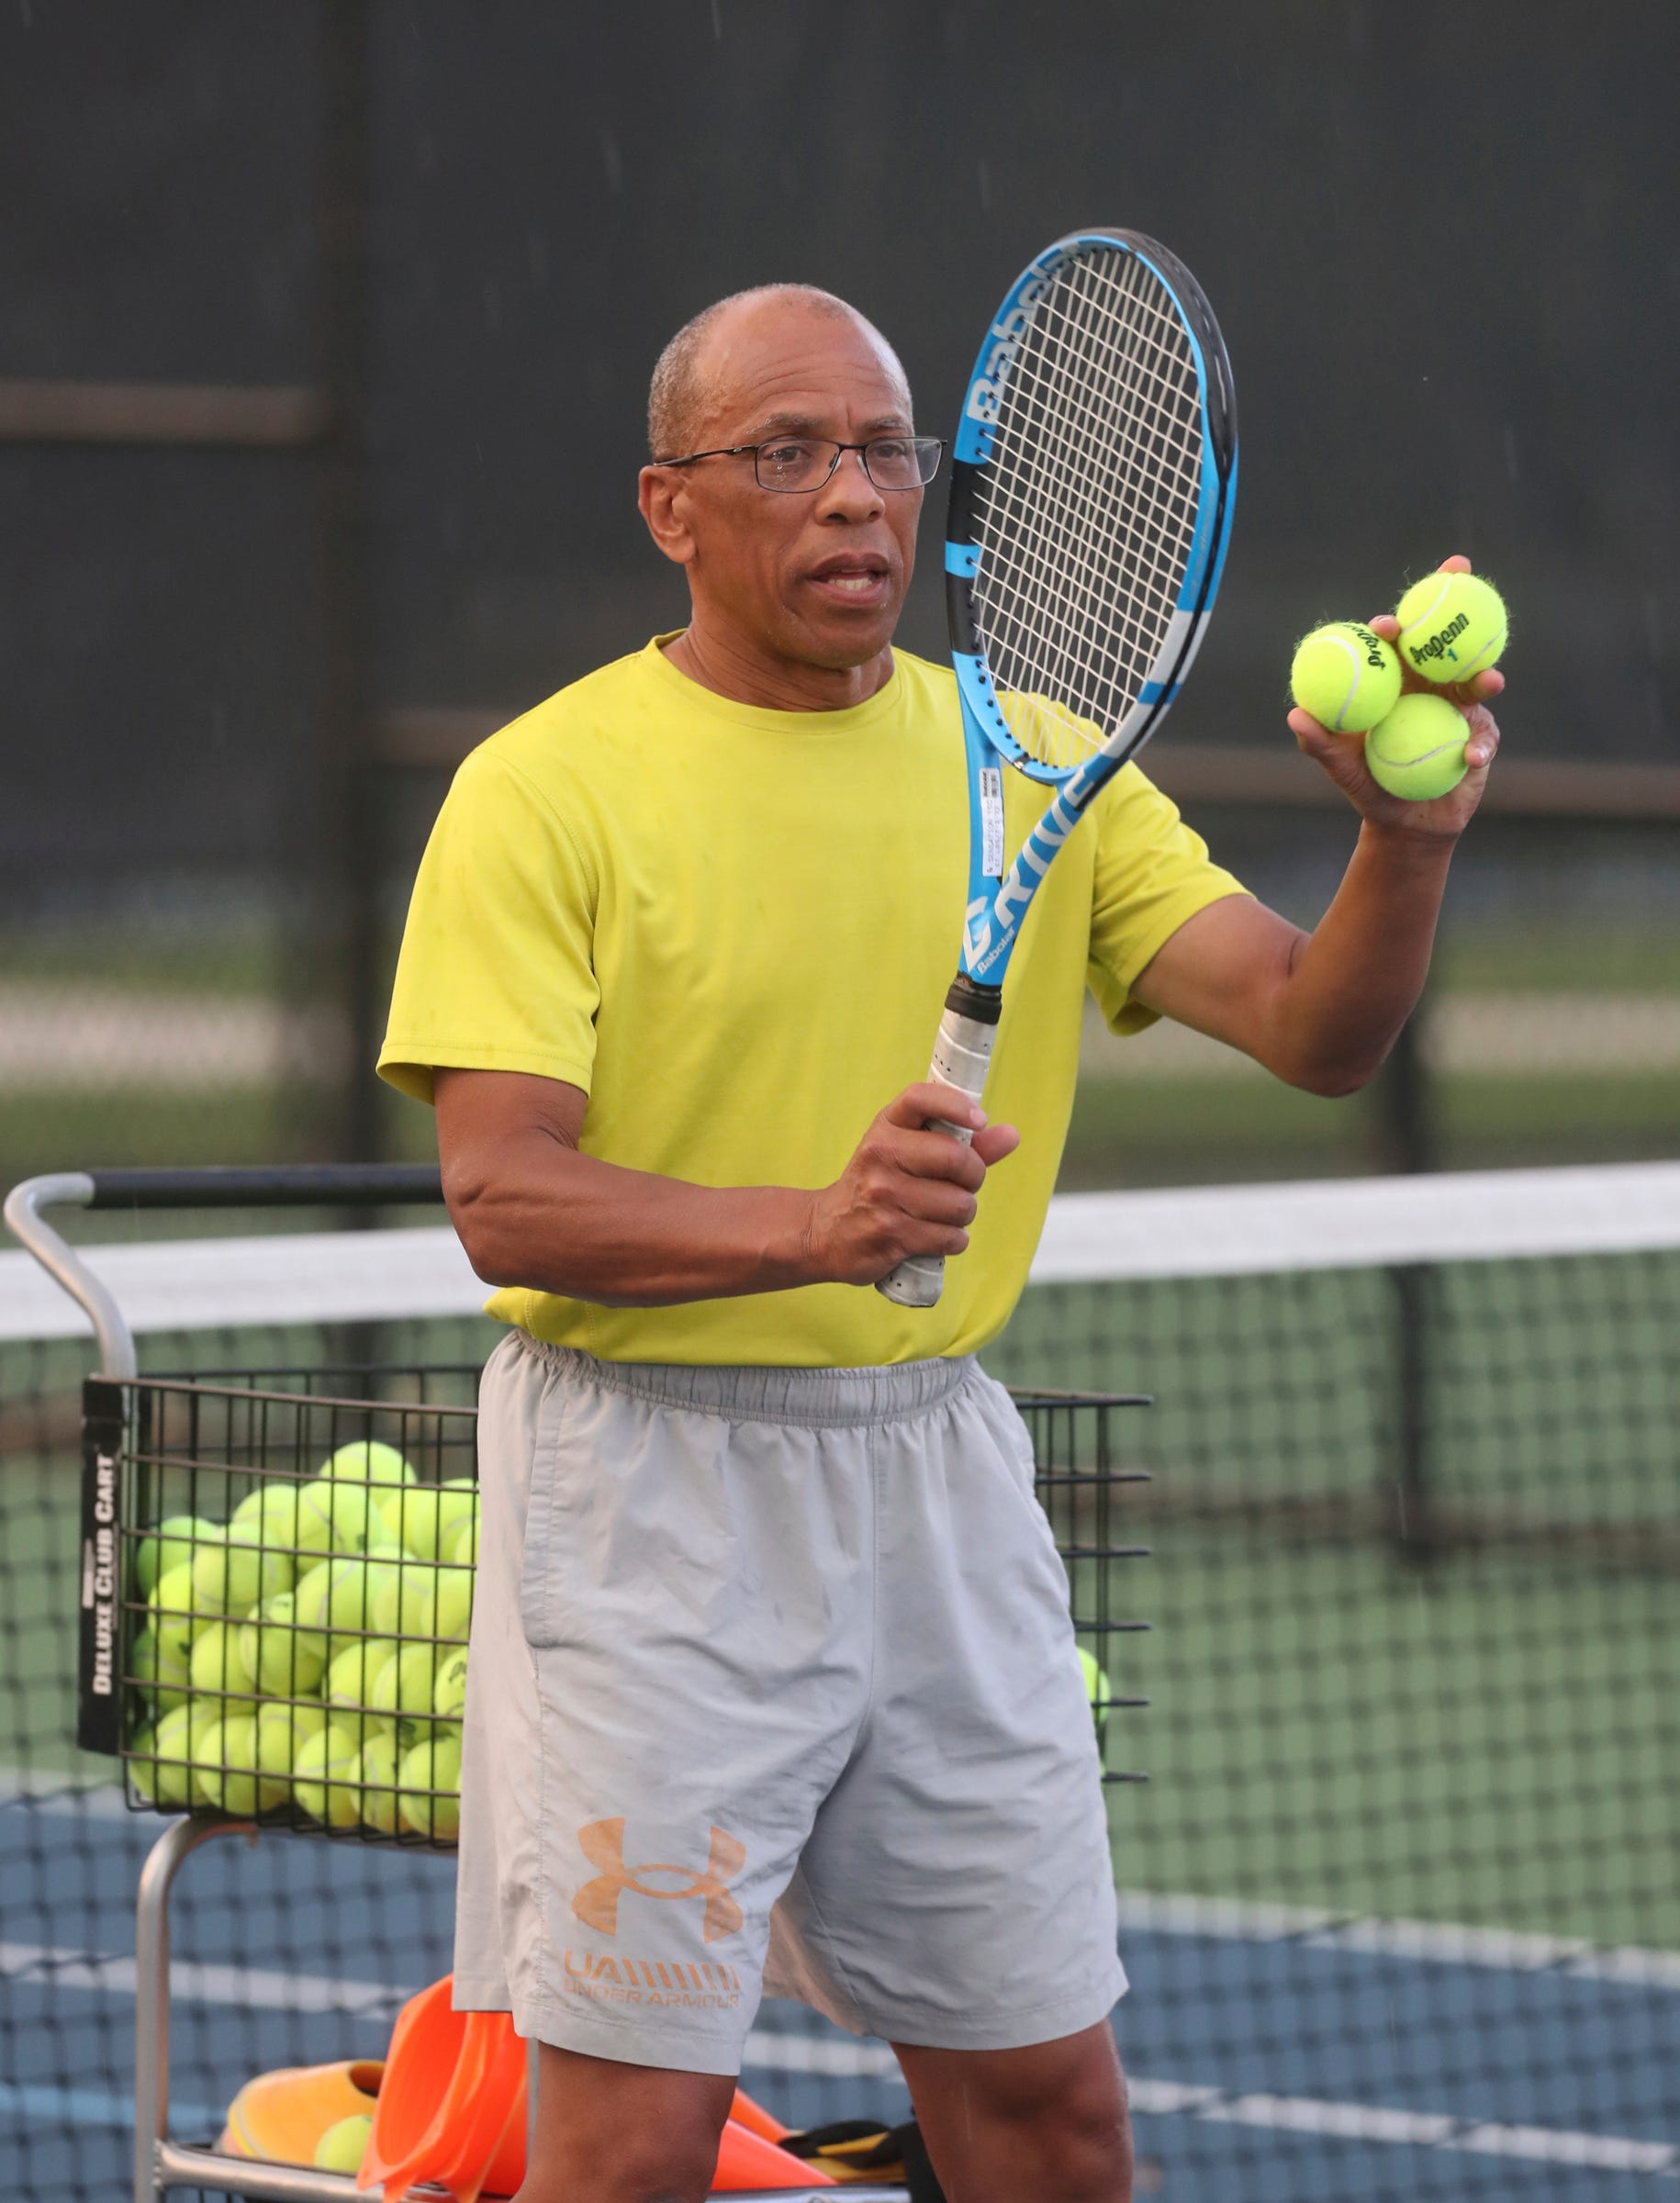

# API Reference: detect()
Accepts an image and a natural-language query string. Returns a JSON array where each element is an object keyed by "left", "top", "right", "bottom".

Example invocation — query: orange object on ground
[
  {"left": 360, "top": 1979, "right": 528, "bottom": 2202},
  {"left": 218, "top": 2058, "right": 384, "bottom": 2167},
  {"left": 727, "top": 2086, "right": 792, "bottom": 2144},
  {"left": 362, "top": 1977, "right": 832, "bottom": 2198}
]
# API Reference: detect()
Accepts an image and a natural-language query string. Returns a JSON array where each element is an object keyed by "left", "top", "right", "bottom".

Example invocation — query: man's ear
[{"left": 638, "top": 465, "right": 697, "bottom": 566}]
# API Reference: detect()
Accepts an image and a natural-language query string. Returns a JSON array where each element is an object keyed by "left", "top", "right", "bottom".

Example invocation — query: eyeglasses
[{"left": 655, "top": 434, "right": 945, "bottom": 494}]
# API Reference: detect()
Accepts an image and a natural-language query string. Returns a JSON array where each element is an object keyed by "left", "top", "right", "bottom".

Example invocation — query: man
[{"left": 379, "top": 282, "right": 1502, "bottom": 2203}]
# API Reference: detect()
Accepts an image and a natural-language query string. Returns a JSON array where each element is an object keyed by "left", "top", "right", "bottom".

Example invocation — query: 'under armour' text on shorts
[{"left": 451, "top": 1334, "right": 1126, "bottom": 2074}]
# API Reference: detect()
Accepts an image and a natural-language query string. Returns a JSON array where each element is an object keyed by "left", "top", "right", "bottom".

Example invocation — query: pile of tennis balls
[
  {"left": 1290, "top": 571, "right": 1507, "bottom": 800},
  {"left": 124, "top": 1440, "right": 478, "bottom": 1843}
]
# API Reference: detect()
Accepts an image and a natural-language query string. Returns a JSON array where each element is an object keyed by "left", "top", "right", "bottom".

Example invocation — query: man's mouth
[{"left": 805, "top": 554, "right": 890, "bottom": 603}]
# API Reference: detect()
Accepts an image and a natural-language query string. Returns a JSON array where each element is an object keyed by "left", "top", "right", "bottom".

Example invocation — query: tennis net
[{"left": 3, "top": 1163, "right": 1675, "bottom": 2200}]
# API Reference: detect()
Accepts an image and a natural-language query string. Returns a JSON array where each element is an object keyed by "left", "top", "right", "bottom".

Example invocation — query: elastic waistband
[{"left": 510, "top": 1333, "right": 978, "bottom": 1429}]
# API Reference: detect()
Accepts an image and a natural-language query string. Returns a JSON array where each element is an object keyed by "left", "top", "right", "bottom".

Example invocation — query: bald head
[{"left": 647, "top": 284, "right": 909, "bottom": 460}]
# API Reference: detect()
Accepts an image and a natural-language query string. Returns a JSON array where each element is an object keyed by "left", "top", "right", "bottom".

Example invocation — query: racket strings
[
  {"left": 986, "top": 263, "right": 1200, "bottom": 756},
  {"left": 972, "top": 249, "right": 1204, "bottom": 773},
  {"left": 991, "top": 257, "right": 1201, "bottom": 715}
]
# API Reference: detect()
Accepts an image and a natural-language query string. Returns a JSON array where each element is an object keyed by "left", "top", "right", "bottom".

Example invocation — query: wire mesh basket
[{"left": 82, "top": 1370, "right": 1152, "bottom": 1847}]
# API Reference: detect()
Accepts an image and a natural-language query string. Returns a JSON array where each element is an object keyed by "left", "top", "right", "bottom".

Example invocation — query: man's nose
[{"left": 816, "top": 447, "right": 884, "bottom": 517}]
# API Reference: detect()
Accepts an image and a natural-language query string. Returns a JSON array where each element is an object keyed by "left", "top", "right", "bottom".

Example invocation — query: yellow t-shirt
[{"left": 379, "top": 638, "right": 1247, "bottom": 1365}]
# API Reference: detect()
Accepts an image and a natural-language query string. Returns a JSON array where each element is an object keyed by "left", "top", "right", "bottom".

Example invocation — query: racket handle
[{"left": 876, "top": 988, "right": 1000, "bottom": 1310}]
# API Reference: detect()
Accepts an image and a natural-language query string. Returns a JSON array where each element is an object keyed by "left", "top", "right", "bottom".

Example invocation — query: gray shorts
[{"left": 452, "top": 1332, "right": 1125, "bottom": 2074}]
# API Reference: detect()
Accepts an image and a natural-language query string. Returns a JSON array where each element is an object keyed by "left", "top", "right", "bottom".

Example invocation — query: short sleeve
[
  {"left": 1086, "top": 764, "right": 1249, "bottom": 1038},
  {"left": 377, "top": 747, "right": 600, "bottom": 1105}
]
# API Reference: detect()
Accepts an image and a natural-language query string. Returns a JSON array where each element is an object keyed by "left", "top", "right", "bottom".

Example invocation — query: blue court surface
[{"left": 3, "top": 1787, "right": 1674, "bottom": 2200}]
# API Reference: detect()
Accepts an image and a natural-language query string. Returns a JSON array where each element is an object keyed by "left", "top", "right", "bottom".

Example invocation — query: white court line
[
  {"left": 4, "top": 1937, "right": 1674, "bottom": 2175},
  {"left": 1114, "top": 1888, "right": 1680, "bottom": 1991}
]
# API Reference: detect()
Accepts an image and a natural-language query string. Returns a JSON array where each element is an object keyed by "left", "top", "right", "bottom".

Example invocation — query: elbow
[
  {"left": 442, "top": 1157, "right": 525, "bottom": 1287},
  {"left": 1284, "top": 1046, "right": 1386, "bottom": 1100}
]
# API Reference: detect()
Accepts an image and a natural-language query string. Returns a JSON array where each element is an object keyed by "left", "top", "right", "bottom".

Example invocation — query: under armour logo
[{"left": 572, "top": 1818, "right": 745, "bottom": 1943}]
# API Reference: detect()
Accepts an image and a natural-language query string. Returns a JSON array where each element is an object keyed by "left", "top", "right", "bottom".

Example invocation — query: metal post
[
  {"left": 313, "top": 0, "right": 379, "bottom": 1169},
  {"left": 1379, "top": 1005, "right": 1439, "bottom": 1562},
  {"left": 135, "top": 1817, "right": 252, "bottom": 2203}
]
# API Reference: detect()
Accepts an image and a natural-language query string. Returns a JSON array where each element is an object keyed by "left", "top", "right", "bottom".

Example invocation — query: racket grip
[{"left": 875, "top": 988, "right": 1000, "bottom": 1310}]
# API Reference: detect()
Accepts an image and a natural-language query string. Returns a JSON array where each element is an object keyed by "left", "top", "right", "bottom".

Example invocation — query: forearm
[
  {"left": 1267, "top": 822, "right": 1455, "bottom": 1094},
  {"left": 448, "top": 1135, "right": 820, "bottom": 1306}
]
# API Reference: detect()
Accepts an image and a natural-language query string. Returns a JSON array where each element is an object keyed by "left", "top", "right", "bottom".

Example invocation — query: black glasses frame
[{"left": 653, "top": 434, "right": 946, "bottom": 494}]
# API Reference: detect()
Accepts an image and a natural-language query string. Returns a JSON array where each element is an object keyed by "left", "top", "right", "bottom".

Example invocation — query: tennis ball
[
  {"left": 321, "top": 1439, "right": 416, "bottom": 1491},
  {"left": 351, "top": 1730, "right": 402, "bottom": 1834},
  {"left": 375, "top": 1483, "right": 446, "bottom": 1560},
  {"left": 295, "top": 1476, "right": 373, "bottom": 1560},
  {"left": 292, "top": 1721, "right": 363, "bottom": 1827},
  {"left": 194, "top": 1714, "right": 274, "bottom": 1815},
  {"left": 324, "top": 1638, "right": 400, "bottom": 1746},
  {"left": 239, "top": 1592, "right": 329, "bottom": 1697},
  {"left": 292, "top": 1555, "right": 389, "bottom": 1640},
  {"left": 127, "top": 1725, "right": 170, "bottom": 1808},
  {"left": 314, "top": 2114, "right": 373, "bottom": 2174},
  {"left": 1078, "top": 1647, "right": 1113, "bottom": 1736},
  {"left": 437, "top": 1477, "right": 479, "bottom": 1538},
  {"left": 188, "top": 1619, "right": 252, "bottom": 1700},
  {"left": 1289, "top": 622, "right": 1404, "bottom": 734},
  {"left": 1365, "top": 694, "right": 1470, "bottom": 801},
  {"left": 132, "top": 1515, "right": 220, "bottom": 1601},
  {"left": 192, "top": 1526, "right": 295, "bottom": 1617},
  {"left": 398, "top": 1730, "right": 463, "bottom": 1842},
  {"left": 1394, "top": 571, "right": 1507, "bottom": 683},
  {"left": 370, "top": 1642, "right": 440, "bottom": 1732},
  {"left": 229, "top": 1482, "right": 303, "bottom": 1553},
  {"left": 129, "top": 1625, "right": 192, "bottom": 1713},
  {"left": 149, "top": 1700, "right": 222, "bottom": 1806},
  {"left": 147, "top": 1563, "right": 207, "bottom": 1666},
  {"left": 128, "top": 1700, "right": 200, "bottom": 1806},
  {"left": 439, "top": 1509, "right": 478, "bottom": 1568},
  {"left": 432, "top": 1649, "right": 468, "bottom": 1722},
  {"left": 253, "top": 1698, "right": 326, "bottom": 1793}
]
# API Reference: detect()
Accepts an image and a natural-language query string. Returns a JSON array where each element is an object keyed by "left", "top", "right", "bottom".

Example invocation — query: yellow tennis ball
[
  {"left": 375, "top": 1483, "right": 445, "bottom": 1560},
  {"left": 398, "top": 1730, "right": 462, "bottom": 1842},
  {"left": 351, "top": 1730, "right": 403, "bottom": 1834},
  {"left": 324, "top": 1638, "right": 400, "bottom": 1750},
  {"left": 1365, "top": 694, "right": 1470, "bottom": 800},
  {"left": 253, "top": 1698, "right": 326, "bottom": 1792},
  {"left": 292, "top": 1720, "right": 364, "bottom": 1827},
  {"left": 239, "top": 1592, "right": 329, "bottom": 1697},
  {"left": 432, "top": 1648, "right": 468, "bottom": 1722},
  {"left": 439, "top": 1509, "right": 478, "bottom": 1567},
  {"left": 295, "top": 1476, "right": 373, "bottom": 1560},
  {"left": 132, "top": 1515, "right": 220, "bottom": 1600},
  {"left": 371, "top": 1642, "right": 440, "bottom": 1728},
  {"left": 192, "top": 1526, "right": 295, "bottom": 1617},
  {"left": 194, "top": 1714, "right": 273, "bottom": 1815},
  {"left": 129, "top": 1714, "right": 194, "bottom": 1810},
  {"left": 1289, "top": 622, "right": 1403, "bottom": 733},
  {"left": 1394, "top": 571, "right": 1507, "bottom": 683},
  {"left": 188, "top": 1619, "right": 252, "bottom": 1701},
  {"left": 147, "top": 1563, "right": 207, "bottom": 1666},
  {"left": 229, "top": 1482, "right": 302, "bottom": 1553},
  {"left": 314, "top": 2114, "right": 373, "bottom": 2174},
  {"left": 321, "top": 1439, "right": 416, "bottom": 1491},
  {"left": 129, "top": 1624, "right": 192, "bottom": 1713},
  {"left": 149, "top": 1700, "right": 222, "bottom": 1806},
  {"left": 1077, "top": 1646, "right": 1113, "bottom": 1735}
]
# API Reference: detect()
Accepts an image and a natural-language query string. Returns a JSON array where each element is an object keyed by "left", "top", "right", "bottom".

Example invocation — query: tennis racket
[{"left": 878, "top": 229, "right": 1238, "bottom": 1308}]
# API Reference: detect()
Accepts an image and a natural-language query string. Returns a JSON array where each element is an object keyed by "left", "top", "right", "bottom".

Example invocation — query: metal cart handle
[{"left": 3, "top": 1166, "right": 445, "bottom": 1380}]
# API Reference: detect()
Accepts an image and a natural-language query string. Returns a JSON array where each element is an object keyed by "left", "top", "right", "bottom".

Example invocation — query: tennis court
[{"left": 4, "top": 1166, "right": 1674, "bottom": 2199}]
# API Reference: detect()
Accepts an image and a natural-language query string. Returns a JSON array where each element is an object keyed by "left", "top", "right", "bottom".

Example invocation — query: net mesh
[
  {"left": 3, "top": 1187, "right": 1676, "bottom": 2200},
  {"left": 973, "top": 247, "right": 1205, "bottom": 773}
]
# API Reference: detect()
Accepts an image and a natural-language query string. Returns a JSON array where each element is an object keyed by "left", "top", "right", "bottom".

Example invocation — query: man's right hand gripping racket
[{"left": 878, "top": 229, "right": 1238, "bottom": 1308}]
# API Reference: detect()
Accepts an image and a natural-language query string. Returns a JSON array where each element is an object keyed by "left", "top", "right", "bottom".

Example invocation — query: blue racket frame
[{"left": 945, "top": 228, "right": 1238, "bottom": 990}]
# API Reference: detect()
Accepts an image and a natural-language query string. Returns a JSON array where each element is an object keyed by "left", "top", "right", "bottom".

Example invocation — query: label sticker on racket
[{"left": 980, "top": 766, "right": 1004, "bottom": 878}]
